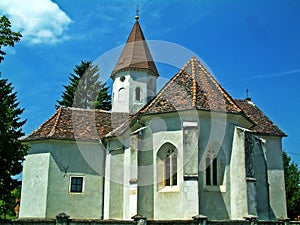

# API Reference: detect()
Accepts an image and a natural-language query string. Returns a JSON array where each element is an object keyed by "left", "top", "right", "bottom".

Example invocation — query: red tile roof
[
  {"left": 235, "top": 99, "right": 286, "bottom": 137},
  {"left": 23, "top": 107, "right": 130, "bottom": 141},
  {"left": 24, "top": 57, "right": 286, "bottom": 141},
  {"left": 139, "top": 57, "right": 242, "bottom": 114},
  {"left": 111, "top": 19, "right": 159, "bottom": 78}
]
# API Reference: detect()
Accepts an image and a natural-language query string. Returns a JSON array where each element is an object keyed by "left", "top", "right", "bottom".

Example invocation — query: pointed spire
[{"left": 111, "top": 17, "right": 159, "bottom": 78}]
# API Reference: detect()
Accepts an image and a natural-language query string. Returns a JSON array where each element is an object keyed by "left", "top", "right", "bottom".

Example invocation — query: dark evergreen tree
[
  {"left": 0, "top": 15, "right": 26, "bottom": 220},
  {"left": 283, "top": 152, "right": 300, "bottom": 219},
  {"left": 0, "top": 79, "right": 28, "bottom": 219},
  {"left": 0, "top": 16, "right": 22, "bottom": 63},
  {"left": 56, "top": 61, "right": 111, "bottom": 110}
]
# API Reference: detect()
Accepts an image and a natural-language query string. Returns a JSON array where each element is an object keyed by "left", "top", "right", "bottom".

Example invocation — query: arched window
[
  {"left": 135, "top": 87, "right": 141, "bottom": 102},
  {"left": 118, "top": 88, "right": 125, "bottom": 102},
  {"left": 157, "top": 143, "right": 178, "bottom": 189},
  {"left": 204, "top": 142, "right": 226, "bottom": 187},
  {"left": 149, "top": 78, "right": 153, "bottom": 88},
  {"left": 206, "top": 152, "right": 217, "bottom": 186}
]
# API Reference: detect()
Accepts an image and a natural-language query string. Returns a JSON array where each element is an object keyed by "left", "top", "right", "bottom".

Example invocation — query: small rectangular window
[{"left": 70, "top": 176, "right": 83, "bottom": 193}]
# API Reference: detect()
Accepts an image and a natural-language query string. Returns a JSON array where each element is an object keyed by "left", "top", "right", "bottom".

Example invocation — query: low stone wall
[
  {"left": 1, "top": 220, "right": 300, "bottom": 225},
  {"left": 1, "top": 213, "right": 299, "bottom": 225}
]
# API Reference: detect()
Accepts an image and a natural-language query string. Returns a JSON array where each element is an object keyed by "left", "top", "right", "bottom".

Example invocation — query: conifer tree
[
  {"left": 0, "top": 78, "right": 28, "bottom": 218},
  {"left": 56, "top": 61, "right": 111, "bottom": 110},
  {"left": 0, "top": 14, "right": 26, "bottom": 219}
]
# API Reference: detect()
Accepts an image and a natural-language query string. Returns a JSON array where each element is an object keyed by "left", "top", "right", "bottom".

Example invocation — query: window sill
[
  {"left": 204, "top": 185, "right": 226, "bottom": 192},
  {"left": 68, "top": 192, "right": 84, "bottom": 195},
  {"left": 158, "top": 186, "right": 180, "bottom": 193}
]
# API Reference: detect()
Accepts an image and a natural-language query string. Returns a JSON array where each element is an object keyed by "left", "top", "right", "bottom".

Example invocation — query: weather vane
[{"left": 135, "top": 4, "right": 139, "bottom": 20}]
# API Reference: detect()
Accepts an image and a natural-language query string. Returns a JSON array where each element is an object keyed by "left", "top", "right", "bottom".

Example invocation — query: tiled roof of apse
[{"left": 140, "top": 57, "right": 242, "bottom": 114}]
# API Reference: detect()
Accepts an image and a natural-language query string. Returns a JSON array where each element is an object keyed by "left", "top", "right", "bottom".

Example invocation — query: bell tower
[{"left": 111, "top": 16, "right": 159, "bottom": 114}]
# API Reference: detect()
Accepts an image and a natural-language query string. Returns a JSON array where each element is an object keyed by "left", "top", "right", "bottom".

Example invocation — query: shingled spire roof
[
  {"left": 140, "top": 56, "right": 242, "bottom": 114},
  {"left": 111, "top": 17, "right": 159, "bottom": 78}
]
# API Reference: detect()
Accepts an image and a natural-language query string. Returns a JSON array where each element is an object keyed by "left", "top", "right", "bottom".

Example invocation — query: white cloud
[
  {"left": 245, "top": 69, "right": 300, "bottom": 80},
  {"left": 0, "top": 0, "right": 72, "bottom": 44}
]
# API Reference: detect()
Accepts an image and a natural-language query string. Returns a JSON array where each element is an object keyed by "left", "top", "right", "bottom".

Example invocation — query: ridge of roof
[
  {"left": 139, "top": 56, "right": 242, "bottom": 114},
  {"left": 111, "top": 19, "right": 159, "bottom": 78},
  {"left": 192, "top": 57, "right": 197, "bottom": 107},
  {"left": 64, "top": 106, "right": 111, "bottom": 113},
  {"left": 235, "top": 99, "right": 286, "bottom": 137},
  {"left": 48, "top": 107, "right": 62, "bottom": 137},
  {"left": 22, "top": 108, "right": 61, "bottom": 141}
]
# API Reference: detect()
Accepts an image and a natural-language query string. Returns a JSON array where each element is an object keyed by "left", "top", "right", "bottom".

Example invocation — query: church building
[{"left": 19, "top": 16, "right": 287, "bottom": 221}]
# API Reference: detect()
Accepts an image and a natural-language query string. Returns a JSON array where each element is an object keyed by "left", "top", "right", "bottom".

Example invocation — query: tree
[
  {"left": 0, "top": 15, "right": 26, "bottom": 219},
  {"left": 56, "top": 61, "right": 111, "bottom": 110},
  {"left": 0, "top": 79, "right": 29, "bottom": 219},
  {"left": 283, "top": 151, "right": 300, "bottom": 219},
  {"left": 0, "top": 183, "right": 21, "bottom": 219},
  {"left": 0, "top": 15, "right": 22, "bottom": 63}
]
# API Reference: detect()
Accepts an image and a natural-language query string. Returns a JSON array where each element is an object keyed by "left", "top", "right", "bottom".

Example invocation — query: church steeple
[
  {"left": 111, "top": 17, "right": 159, "bottom": 78},
  {"left": 111, "top": 17, "right": 159, "bottom": 114}
]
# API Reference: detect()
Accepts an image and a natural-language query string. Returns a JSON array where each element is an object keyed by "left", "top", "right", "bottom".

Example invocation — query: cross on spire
[
  {"left": 135, "top": 5, "right": 139, "bottom": 20},
  {"left": 245, "top": 89, "right": 251, "bottom": 101}
]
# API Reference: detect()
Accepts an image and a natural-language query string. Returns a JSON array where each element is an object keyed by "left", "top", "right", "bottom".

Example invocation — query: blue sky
[{"left": 0, "top": 0, "right": 300, "bottom": 164}]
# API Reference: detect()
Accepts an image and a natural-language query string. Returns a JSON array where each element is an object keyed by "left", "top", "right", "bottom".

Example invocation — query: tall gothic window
[
  {"left": 157, "top": 143, "right": 178, "bottom": 189},
  {"left": 135, "top": 87, "right": 141, "bottom": 102},
  {"left": 206, "top": 154, "right": 218, "bottom": 186},
  {"left": 202, "top": 143, "right": 226, "bottom": 190}
]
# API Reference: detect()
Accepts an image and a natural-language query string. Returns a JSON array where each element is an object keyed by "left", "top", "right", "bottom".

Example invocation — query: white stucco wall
[
  {"left": 230, "top": 127, "right": 248, "bottom": 220},
  {"left": 112, "top": 71, "right": 157, "bottom": 114},
  {"left": 262, "top": 136, "right": 287, "bottom": 219},
  {"left": 103, "top": 111, "right": 286, "bottom": 221},
  {"left": 20, "top": 140, "right": 105, "bottom": 219},
  {"left": 19, "top": 153, "right": 50, "bottom": 218},
  {"left": 153, "top": 129, "right": 184, "bottom": 219}
]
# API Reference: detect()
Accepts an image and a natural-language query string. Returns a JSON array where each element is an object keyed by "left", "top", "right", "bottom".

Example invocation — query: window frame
[
  {"left": 135, "top": 87, "right": 141, "bottom": 102},
  {"left": 164, "top": 151, "right": 177, "bottom": 187},
  {"left": 157, "top": 144, "right": 179, "bottom": 192},
  {"left": 205, "top": 154, "right": 218, "bottom": 186},
  {"left": 69, "top": 176, "right": 84, "bottom": 194},
  {"left": 203, "top": 145, "right": 227, "bottom": 192}
]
